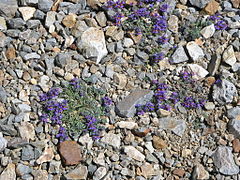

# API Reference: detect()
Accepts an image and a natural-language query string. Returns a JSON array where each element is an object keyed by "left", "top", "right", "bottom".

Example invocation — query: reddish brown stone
[
  {"left": 231, "top": 0, "right": 240, "bottom": 8},
  {"left": 6, "top": 47, "right": 16, "bottom": 59},
  {"left": 59, "top": 141, "right": 82, "bottom": 166},
  {"left": 204, "top": 0, "right": 219, "bottom": 15},
  {"left": 232, "top": 139, "right": 240, "bottom": 153},
  {"left": 172, "top": 168, "right": 185, "bottom": 177}
]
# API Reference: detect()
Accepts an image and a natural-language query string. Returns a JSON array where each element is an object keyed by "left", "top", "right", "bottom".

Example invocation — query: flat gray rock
[
  {"left": 0, "top": 0, "right": 18, "bottom": 17},
  {"left": 212, "top": 79, "right": 237, "bottom": 105},
  {"left": 115, "top": 89, "right": 154, "bottom": 118},
  {"left": 228, "top": 119, "right": 240, "bottom": 138},
  {"left": 171, "top": 46, "right": 189, "bottom": 64},
  {"left": 158, "top": 117, "right": 186, "bottom": 136},
  {"left": 38, "top": 0, "right": 53, "bottom": 12},
  {"left": 212, "top": 146, "right": 239, "bottom": 175},
  {"left": 189, "top": 0, "right": 210, "bottom": 8},
  {"left": 227, "top": 106, "right": 240, "bottom": 119}
]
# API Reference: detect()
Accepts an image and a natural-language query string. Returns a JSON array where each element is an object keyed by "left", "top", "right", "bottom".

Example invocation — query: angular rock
[
  {"left": 231, "top": 0, "right": 240, "bottom": 8},
  {"left": 7, "top": 18, "right": 26, "bottom": 29},
  {"left": 93, "top": 167, "right": 107, "bottom": 180},
  {"left": 93, "top": 152, "right": 105, "bottom": 166},
  {"left": 18, "top": 121, "right": 35, "bottom": 142},
  {"left": 186, "top": 41, "right": 205, "bottom": 61},
  {"left": 6, "top": 47, "right": 16, "bottom": 59},
  {"left": 186, "top": 64, "right": 209, "bottom": 80},
  {"left": 204, "top": 0, "right": 219, "bottom": 15},
  {"left": 55, "top": 53, "right": 71, "bottom": 68},
  {"left": 113, "top": 73, "right": 127, "bottom": 89},
  {"left": 36, "top": 146, "right": 54, "bottom": 164},
  {"left": 116, "top": 121, "right": 138, "bottom": 129},
  {"left": 64, "top": 165, "right": 88, "bottom": 180},
  {"left": 192, "top": 164, "right": 209, "bottom": 180},
  {"left": 0, "top": 132, "right": 7, "bottom": 152},
  {"left": 58, "top": 141, "right": 82, "bottom": 166},
  {"left": 0, "top": 0, "right": 18, "bottom": 18},
  {"left": 232, "top": 139, "right": 240, "bottom": 153},
  {"left": 189, "top": 0, "right": 210, "bottom": 8},
  {"left": 152, "top": 136, "right": 168, "bottom": 150},
  {"left": 0, "top": 87, "right": 7, "bottom": 103},
  {"left": 227, "top": 106, "right": 240, "bottom": 119},
  {"left": 228, "top": 119, "right": 240, "bottom": 138},
  {"left": 105, "top": 26, "right": 124, "bottom": 41},
  {"left": 0, "top": 163, "right": 16, "bottom": 180},
  {"left": 171, "top": 46, "right": 189, "bottom": 64},
  {"left": 7, "top": 138, "right": 28, "bottom": 149},
  {"left": 38, "top": 0, "right": 53, "bottom": 12},
  {"left": 168, "top": 15, "right": 179, "bottom": 33},
  {"left": 62, "top": 13, "right": 77, "bottom": 28},
  {"left": 16, "top": 164, "right": 32, "bottom": 177},
  {"left": 212, "top": 146, "right": 239, "bottom": 175},
  {"left": 158, "top": 117, "right": 186, "bottom": 136},
  {"left": 95, "top": 11, "right": 107, "bottom": 27},
  {"left": 32, "top": 170, "right": 48, "bottom": 180},
  {"left": 0, "top": 17, "right": 7, "bottom": 30},
  {"left": 222, "top": 45, "right": 237, "bottom": 66},
  {"left": 116, "top": 89, "right": 154, "bottom": 118},
  {"left": 23, "top": 53, "right": 41, "bottom": 61},
  {"left": 19, "top": 7, "right": 36, "bottom": 21},
  {"left": 123, "top": 38, "right": 134, "bottom": 48},
  {"left": 124, "top": 146, "right": 145, "bottom": 161},
  {"left": 101, "top": 132, "right": 121, "bottom": 149},
  {"left": 21, "top": 145, "right": 35, "bottom": 161},
  {"left": 45, "top": 11, "right": 56, "bottom": 30},
  {"left": 77, "top": 27, "right": 108, "bottom": 64},
  {"left": 200, "top": 24, "right": 215, "bottom": 38},
  {"left": 212, "top": 79, "right": 237, "bottom": 105},
  {"left": 207, "top": 54, "right": 221, "bottom": 76}
]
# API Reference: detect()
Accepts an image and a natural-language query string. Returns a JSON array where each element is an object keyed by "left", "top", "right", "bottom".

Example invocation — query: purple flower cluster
[
  {"left": 128, "top": 8, "right": 150, "bottom": 20},
  {"left": 152, "top": 15, "right": 168, "bottom": 33},
  {"left": 209, "top": 14, "right": 228, "bottom": 30},
  {"left": 151, "top": 52, "right": 165, "bottom": 63},
  {"left": 39, "top": 88, "right": 61, "bottom": 102},
  {"left": 181, "top": 97, "right": 205, "bottom": 109},
  {"left": 158, "top": 34, "right": 169, "bottom": 44},
  {"left": 56, "top": 126, "right": 68, "bottom": 141},
  {"left": 70, "top": 77, "right": 81, "bottom": 89},
  {"left": 85, "top": 115, "right": 100, "bottom": 140},
  {"left": 140, "top": 0, "right": 163, "bottom": 3},
  {"left": 106, "top": 0, "right": 125, "bottom": 9},
  {"left": 112, "top": 12, "right": 124, "bottom": 26},
  {"left": 102, "top": 96, "right": 113, "bottom": 106},
  {"left": 179, "top": 70, "right": 194, "bottom": 82}
]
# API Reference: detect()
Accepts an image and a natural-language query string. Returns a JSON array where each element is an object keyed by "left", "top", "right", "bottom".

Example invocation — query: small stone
[
  {"left": 212, "top": 146, "right": 239, "bottom": 175},
  {"left": 49, "top": 161, "right": 61, "bottom": 174},
  {"left": 168, "top": 15, "right": 179, "bottom": 33},
  {"left": 39, "top": 75, "right": 50, "bottom": 92},
  {"left": 62, "top": 13, "right": 77, "bottom": 28},
  {"left": 64, "top": 165, "right": 88, "bottom": 180},
  {"left": 16, "top": 164, "right": 31, "bottom": 177},
  {"left": 223, "top": 45, "right": 237, "bottom": 66},
  {"left": 207, "top": 54, "right": 221, "bottom": 76},
  {"left": 204, "top": 102, "right": 215, "bottom": 110},
  {"left": 232, "top": 139, "right": 240, "bottom": 153},
  {"left": 123, "top": 38, "right": 134, "bottom": 48},
  {"left": 77, "top": 27, "right": 108, "bottom": 64},
  {"left": 0, "top": 163, "right": 16, "bottom": 179},
  {"left": 38, "top": 0, "right": 53, "bottom": 12},
  {"left": 128, "top": 30, "right": 142, "bottom": 44},
  {"left": 113, "top": 73, "right": 127, "bottom": 89},
  {"left": 186, "top": 41, "right": 205, "bottom": 61},
  {"left": 93, "top": 167, "right": 107, "bottom": 180},
  {"left": 204, "top": 0, "right": 219, "bottom": 15},
  {"left": 200, "top": 24, "right": 215, "bottom": 38},
  {"left": 152, "top": 136, "right": 167, "bottom": 150},
  {"left": 5, "top": 47, "right": 16, "bottom": 59},
  {"left": 93, "top": 152, "right": 105, "bottom": 166},
  {"left": 189, "top": 0, "right": 210, "bottom": 8},
  {"left": 231, "top": 0, "right": 240, "bottom": 8},
  {"left": 95, "top": 11, "right": 107, "bottom": 27},
  {"left": 32, "top": 170, "right": 48, "bottom": 180},
  {"left": 36, "top": 146, "right": 54, "bottom": 164},
  {"left": 21, "top": 145, "right": 35, "bottom": 161},
  {"left": 186, "top": 64, "right": 209, "bottom": 80},
  {"left": 157, "top": 108, "right": 171, "bottom": 117},
  {"left": 64, "top": 73, "right": 74, "bottom": 81},
  {"left": 18, "top": 104, "right": 31, "bottom": 112},
  {"left": 159, "top": 117, "right": 186, "bottom": 136},
  {"left": 0, "top": 17, "right": 7, "bottom": 30},
  {"left": 105, "top": 26, "right": 124, "bottom": 41},
  {"left": 0, "top": 0, "right": 18, "bottom": 18},
  {"left": 228, "top": 119, "right": 240, "bottom": 138},
  {"left": 139, "top": 163, "right": 156, "bottom": 178},
  {"left": 7, "top": 138, "right": 28, "bottom": 149},
  {"left": 173, "top": 168, "right": 185, "bottom": 177},
  {"left": 0, "top": 132, "right": 7, "bottom": 152},
  {"left": 7, "top": 18, "right": 26, "bottom": 29},
  {"left": 45, "top": 11, "right": 56, "bottom": 29},
  {"left": 58, "top": 141, "right": 82, "bottom": 166},
  {"left": 182, "top": 149, "right": 192, "bottom": 157},
  {"left": 101, "top": 132, "right": 121, "bottom": 148},
  {"left": 192, "top": 164, "right": 209, "bottom": 180},
  {"left": 18, "top": 122, "right": 35, "bottom": 142},
  {"left": 19, "top": 7, "right": 36, "bottom": 21},
  {"left": 124, "top": 146, "right": 145, "bottom": 161},
  {"left": 171, "top": 46, "right": 189, "bottom": 64},
  {"left": 212, "top": 79, "right": 237, "bottom": 105},
  {"left": 116, "top": 121, "right": 138, "bottom": 129},
  {"left": 23, "top": 53, "right": 41, "bottom": 61},
  {"left": 116, "top": 89, "right": 153, "bottom": 118},
  {"left": 227, "top": 106, "right": 240, "bottom": 119}
]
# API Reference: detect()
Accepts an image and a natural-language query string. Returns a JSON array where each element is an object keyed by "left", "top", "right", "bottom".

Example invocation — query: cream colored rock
[
  {"left": 186, "top": 64, "right": 209, "bottom": 80},
  {"left": 186, "top": 41, "right": 204, "bottom": 61},
  {"left": 116, "top": 121, "right": 138, "bottom": 129},
  {"left": 200, "top": 24, "right": 215, "bottom": 38},
  {"left": 36, "top": 145, "right": 54, "bottom": 164},
  {"left": 19, "top": 7, "right": 36, "bottom": 21},
  {"left": 223, "top": 45, "right": 236, "bottom": 66},
  {"left": 124, "top": 146, "right": 145, "bottom": 161},
  {"left": 0, "top": 163, "right": 16, "bottom": 180},
  {"left": 18, "top": 121, "right": 35, "bottom": 142}
]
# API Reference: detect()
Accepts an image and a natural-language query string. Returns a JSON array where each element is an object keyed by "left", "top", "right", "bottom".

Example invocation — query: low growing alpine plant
[
  {"left": 39, "top": 78, "right": 113, "bottom": 142},
  {"left": 103, "top": 0, "right": 170, "bottom": 65},
  {"left": 136, "top": 69, "right": 206, "bottom": 115}
]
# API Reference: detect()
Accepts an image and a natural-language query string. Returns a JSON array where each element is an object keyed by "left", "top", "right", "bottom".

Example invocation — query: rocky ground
[{"left": 1, "top": 0, "right": 240, "bottom": 179}]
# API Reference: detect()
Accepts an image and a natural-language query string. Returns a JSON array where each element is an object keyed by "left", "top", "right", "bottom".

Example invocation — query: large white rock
[
  {"left": 200, "top": 24, "right": 215, "bottom": 38},
  {"left": 222, "top": 45, "right": 236, "bottom": 66},
  {"left": 186, "top": 64, "right": 209, "bottom": 80},
  {"left": 18, "top": 7, "right": 36, "bottom": 21},
  {"left": 186, "top": 41, "right": 205, "bottom": 61},
  {"left": 77, "top": 27, "right": 108, "bottom": 64},
  {"left": 124, "top": 146, "right": 145, "bottom": 161}
]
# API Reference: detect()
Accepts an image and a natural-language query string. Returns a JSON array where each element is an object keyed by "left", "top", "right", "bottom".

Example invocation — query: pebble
[
  {"left": 113, "top": 73, "right": 127, "bottom": 89},
  {"left": 116, "top": 121, "right": 138, "bottom": 129},
  {"left": 36, "top": 146, "right": 54, "bottom": 164},
  {"left": 18, "top": 122, "right": 35, "bottom": 142},
  {"left": 0, "top": 17, "right": 7, "bottom": 30},
  {"left": 58, "top": 141, "right": 82, "bottom": 166},
  {"left": 0, "top": 163, "right": 16, "bottom": 179},
  {"left": 171, "top": 46, "right": 189, "bottom": 64},
  {"left": 62, "top": 13, "right": 77, "bottom": 28},
  {"left": 16, "top": 164, "right": 32, "bottom": 177},
  {"left": 23, "top": 53, "right": 41, "bottom": 61},
  {"left": 93, "top": 167, "right": 107, "bottom": 180},
  {"left": 192, "top": 164, "right": 209, "bottom": 180},
  {"left": 116, "top": 89, "right": 154, "bottom": 118},
  {"left": 38, "top": 0, "right": 53, "bottom": 12},
  {"left": 124, "top": 146, "right": 145, "bottom": 161},
  {"left": 204, "top": 0, "right": 219, "bottom": 15},
  {"left": 189, "top": 0, "right": 210, "bottom": 8},
  {"left": 232, "top": 139, "right": 240, "bottom": 153},
  {"left": 228, "top": 119, "right": 240, "bottom": 138},
  {"left": 18, "top": 7, "right": 36, "bottom": 21},
  {"left": 222, "top": 45, "right": 237, "bottom": 66},
  {"left": 200, "top": 24, "right": 215, "bottom": 38},
  {"left": 152, "top": 136, "right": 168, "bottom": 150},
  {"left": 101, "top": 132, "right": 121, "bottom": 149},
  {"left": 0, "top": 132, "right": 7, "bottom": 152},
  {"left": 77, "top": 27, "right": 108, "bottom": 64},
  {"left": 186, "top": 41, "right": 205, "bottom": 61},
  {"left": 64, "top": 165, "right": 88, "bottom": 180},
  {"left": 0, "top": 0, "right": 18, "bottom": 18},
  {"left": 212, "top": 146, "right": 239, "bottom": 175},
  {"left": 186, "top": 64, "right": 209, "bottom": 80}
]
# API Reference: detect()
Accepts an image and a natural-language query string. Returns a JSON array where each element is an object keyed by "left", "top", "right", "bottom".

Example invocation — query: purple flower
[
  {"left": 112, "top": 12, "right": 124, "bottom": 26},
  {"left": 179, "top": 70, "right": 193, "bottom": 82},
  {"left": 151, "top": 52, "right": 165, "bottom": 63},
  {"left": 102, "top": 96, "right": 113, "bottom": 106},
  {"left": 39, "top": 88, "right": 61, "bottom": 102},
  {"left": 85, "top": 115, "right": 100, "bottom": 140},
  {"left": 158, "top": 34, "right": 169, "bottom": 44},
  {"left": 70, "top": 78, "right": 81, "bottom": 89},
  {"left": 40, "top": 114, "right": 49, "bottom": 123},
  {"left": 143, "top": 102, "right": 155, "bottom": 112},
  {"left": 106, "top": 0, "right": 125, "bottom": 9},
  {"left": 214, "top": 20, "right": 228, "bottom": 30},
  {"left": 160, "top": 4, "right": 169, "bottom": 13},
  {"left": 56, "top": 126, "right": 68, "bottom": 142}
]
